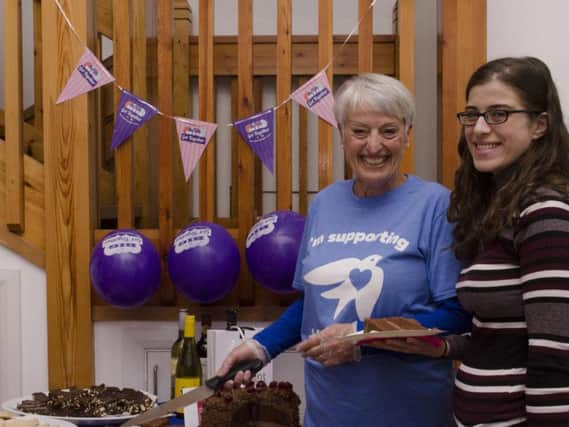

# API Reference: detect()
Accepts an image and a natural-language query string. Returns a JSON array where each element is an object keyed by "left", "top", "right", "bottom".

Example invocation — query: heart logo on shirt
[{"left": 349, "top": 268, "right": 372, "bottom": 291}]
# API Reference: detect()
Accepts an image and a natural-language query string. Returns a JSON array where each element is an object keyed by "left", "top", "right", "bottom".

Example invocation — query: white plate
[
  {"left": 7, "top": 414, "right": 78, "bottom": 427},
  {"left": 2, "top": 391, "right": 157, "bottom": 427},
  {"left": 342, "top": 328, "right": 443, "bottom": 344}
]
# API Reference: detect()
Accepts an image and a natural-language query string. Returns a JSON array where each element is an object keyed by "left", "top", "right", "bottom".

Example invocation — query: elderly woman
[{"left": 218, "top": 73, "right": 470, "bottom": 427}]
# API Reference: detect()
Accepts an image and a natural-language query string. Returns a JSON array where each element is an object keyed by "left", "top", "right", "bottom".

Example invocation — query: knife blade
[{"left": 121, "top": 359, "right": 264, "bottom": 427}]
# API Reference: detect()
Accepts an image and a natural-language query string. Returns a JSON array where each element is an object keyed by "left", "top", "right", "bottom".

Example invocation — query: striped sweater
[{"left": 446, "top": 193, "right": 569, "bottom": 427}]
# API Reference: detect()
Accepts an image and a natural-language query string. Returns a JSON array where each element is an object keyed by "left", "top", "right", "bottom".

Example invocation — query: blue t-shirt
[{"left": 294, "top": 176, "right": 460, "bottom": 427}]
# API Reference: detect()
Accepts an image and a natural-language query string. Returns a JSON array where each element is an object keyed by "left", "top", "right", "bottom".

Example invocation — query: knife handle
[{"left": 205, "top": 358, "right": 264, "bottom": 391}]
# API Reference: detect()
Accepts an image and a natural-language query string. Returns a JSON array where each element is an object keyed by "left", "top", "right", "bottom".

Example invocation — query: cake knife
[{"left": 121, "top": 359, "right": 264, "bottom": 427}]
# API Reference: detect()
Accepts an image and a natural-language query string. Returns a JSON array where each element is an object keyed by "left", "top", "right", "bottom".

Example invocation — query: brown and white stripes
[{"left": 447, "top": 194, "right": 569, "bottom": 426}]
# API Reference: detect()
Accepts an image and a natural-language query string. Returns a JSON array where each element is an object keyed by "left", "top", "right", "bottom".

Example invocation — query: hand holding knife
[{"left": 121, "top": 359, "right": 264, "bottom": 427}]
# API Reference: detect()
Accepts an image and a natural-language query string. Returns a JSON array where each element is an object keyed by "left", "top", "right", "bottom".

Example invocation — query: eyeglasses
[{"left": 456, "top": 109, "right": 541, "bottom": 126}]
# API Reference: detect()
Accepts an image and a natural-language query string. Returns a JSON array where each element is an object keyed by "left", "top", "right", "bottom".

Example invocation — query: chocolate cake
[
  {"left": 16, "top": 385, "right": 155, "bottom": 417},
  {"left": 200, "top": 381, "right": 301, "bottom": 427},
  {"left": 364, "top": 316, "right": 425, "bottom": 332}
]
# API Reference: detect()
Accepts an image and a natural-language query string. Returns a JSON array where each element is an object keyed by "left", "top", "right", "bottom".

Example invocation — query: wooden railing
[
  {"left": 0, "top": 0, "right": 486, "bottom": 388},
  {"left": 88, "top": 0, "right": 416, "bottom": 322}
]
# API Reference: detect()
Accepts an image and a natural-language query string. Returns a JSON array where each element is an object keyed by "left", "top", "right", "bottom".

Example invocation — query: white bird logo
[{"left": 304, "top": 254, "right": 384, "bottom": 320}]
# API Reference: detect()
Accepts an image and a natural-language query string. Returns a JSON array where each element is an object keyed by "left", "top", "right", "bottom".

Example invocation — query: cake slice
[{"left": 364, "top": 316, "right": 425, "bottom": 333}]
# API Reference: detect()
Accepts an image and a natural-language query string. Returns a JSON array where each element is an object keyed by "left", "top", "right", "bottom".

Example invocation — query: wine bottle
[
  {"left": 174, "top": 314, "right": 202, "bottom": 416},
  {"left": 170, "top": 308, "right": 188, "bottom": 399},
  {"left": 197, "top": 313, "right": 211, "bottom": 382},
  {"left": 226, "top": 308, "right": 238, "bottom": 330}
]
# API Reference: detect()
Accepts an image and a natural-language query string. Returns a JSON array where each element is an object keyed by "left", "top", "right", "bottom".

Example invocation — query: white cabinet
[
  {"left": 94, "top": 322, "right": 176, "bottom": 402},
  {"left": 145, "top": 349, "right": 171, "bottom": 400},
  {"left": 94, "top": 321, "right": 306, "bottom": 418}
]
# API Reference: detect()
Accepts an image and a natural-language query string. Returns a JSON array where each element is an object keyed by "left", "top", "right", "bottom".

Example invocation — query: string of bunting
[{"left": 52, "top": 0, "right": 377, "bottom": 180}]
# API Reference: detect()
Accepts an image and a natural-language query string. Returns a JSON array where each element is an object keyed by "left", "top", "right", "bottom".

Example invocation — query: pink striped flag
[
  {"left": 291, "top": 70, "right": 337, "bottom": 128},
  {"left": 56, "top": 47, "right": 115, "bottom": 104},
  {"left": 175, "top": 117, "right": 218, "bottom": 181}
]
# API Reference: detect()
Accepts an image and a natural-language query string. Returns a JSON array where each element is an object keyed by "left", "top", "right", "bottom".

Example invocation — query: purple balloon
[
  {"left": 167, "top": 222, "right": 240, "bottom": 303},
  {"left": 246, "top": 210, "right": 305, "bottom": 294},
  {"left": 90, "top": 229, "right": 161, "bottom": 308}
]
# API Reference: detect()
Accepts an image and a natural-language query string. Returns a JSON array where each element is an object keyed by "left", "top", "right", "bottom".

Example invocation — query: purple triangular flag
[
  {"left": 110, "top": 89, "right": 158, "bottom": 150},
  {"left": 56, "top": 47, "right": 115, "bottom": 104},
  {"left": 234, "top": 109, "right": 275, "bottom": 174},
  {"left": 175, "top": 117, "right": 218, "bottom": 181},
  {"left": 291, "top": 70, "right": 337, "bottom": 127}
]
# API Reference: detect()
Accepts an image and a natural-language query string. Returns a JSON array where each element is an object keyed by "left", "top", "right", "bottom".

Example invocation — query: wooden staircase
[{"left": 0, "top": 0, "right": 486, "bottom": 389}]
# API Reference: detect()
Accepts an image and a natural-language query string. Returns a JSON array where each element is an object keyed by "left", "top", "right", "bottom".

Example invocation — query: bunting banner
[
  {"left": 291, "top": 70, "right": 337, "bottom": 128},
  {"left": 175, "top": 117, "right": 218, "bottom": 181},
  {"left": 56, "top": 47, "right": 115, "bottom": 104},
  {"left": 111, "top": 89, "right": 158, "bottom": 150},
  {"left": 233, "top": 109, "right": 275, "bottom": 174},
  {"left": 51, "top": 0, "right": 378, "bottom": 175}
]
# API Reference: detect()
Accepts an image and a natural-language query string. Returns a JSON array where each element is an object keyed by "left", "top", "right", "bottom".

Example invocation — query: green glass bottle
[
  {"left": 197, "top": 313, "right": 211, "bottom": 382},
  {"left": 174, "top": 314, "right": 202, "bottom": 416},
  {"left": 170, "top": 308, "right": 188, "bottom": 399}
]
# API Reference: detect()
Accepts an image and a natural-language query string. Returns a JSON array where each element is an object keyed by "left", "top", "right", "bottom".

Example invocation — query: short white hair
[{"left": 333, "top": 73, "right": 415, "bottom": 130}]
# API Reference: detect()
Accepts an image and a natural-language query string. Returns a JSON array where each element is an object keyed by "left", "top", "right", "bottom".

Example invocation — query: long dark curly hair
[{"left": 448, "top": 57, "right": 569, "bottom": 263}]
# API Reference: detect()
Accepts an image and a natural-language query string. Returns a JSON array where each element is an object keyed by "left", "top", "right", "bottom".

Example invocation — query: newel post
[{"left": 42, "top": 0, "right": 96, "bottom": 388}]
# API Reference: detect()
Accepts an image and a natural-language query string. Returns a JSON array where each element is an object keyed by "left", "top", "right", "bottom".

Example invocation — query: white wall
[
  {"left": 0, "top": 247, "right": 48, "bottom": 401},
  {"left": 487, "top": 0, "right": 569, "bottom": 126}
]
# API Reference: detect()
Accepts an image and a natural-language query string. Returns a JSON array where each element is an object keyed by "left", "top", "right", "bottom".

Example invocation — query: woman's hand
[
  {"left": 365, "top": 336, "right": 447, "bottom": 358},
  {"left": 216, "top": 339, "right": 268, "bottom": 388},
  {"left": 296, "top": 323, "right": 359, "bottom": 367}
]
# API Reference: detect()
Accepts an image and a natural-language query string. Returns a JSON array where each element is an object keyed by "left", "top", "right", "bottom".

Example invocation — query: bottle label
[
  {"left": 174, "top": 380, "right": 202, "bottom": 417},
  {"left": 175, "top": 377, "right": 201, "bottom": 398}
]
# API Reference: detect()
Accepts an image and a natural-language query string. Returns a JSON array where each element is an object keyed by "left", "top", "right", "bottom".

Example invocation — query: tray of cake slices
[{"left": 1, "top": 385, "right": 157, "bottom": 426}]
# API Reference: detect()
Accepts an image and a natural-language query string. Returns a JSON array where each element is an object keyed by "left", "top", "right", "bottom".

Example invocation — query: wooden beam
[
  {"left": 0, "top": 146, "right": 44, "bottom": 197},
  {"left": 237, "top": 0, "right": 255, "bottom": 306},
  {"left": 42, "top": 0, "right": 95, "bottom": 388},
  {"left": 190, "top": 35, "right": 395, "bottom": 76},
  {"left": 276, "top": 0, "right": 292, "bottom": 211},
  {"left": 113, "top": 0, "right": 134, "bottom": 228},
  {"left": 397, "top": 0, "right": 415, "bottom": 174},
  {"left": 108, "top": 35, "right": 395, "bottom": 77},
  {"left": 297, "top": 77, "right": 309, "bottom": 216},
  {"left": 198, "top": 0, "right": 216, "bottom": 221},
  {"left": 0, "top": 225, "right": 44, "bottom": 268},
  {"left": 253, "top": 79, "right": 263, "bottom": 215},
  {"left": 132, "top": 0, "right": 151, "bottom": 228},
  {"left": 440, "top": 0, "right": 486, "bottom": 188},
  {"left": 33, "top": 0, "right": 43, "bottom": 130},
  {"left": 0, "top": 110, "right": 43, "bottom": 162},
  {"left": 173, "top": 0, "right": 192, "bottom": 228},
  {"left": 318, "top": 0, "right": 334, "bottom": 190},
  {"left": 4, "top": 0, "right": 25, "bottom": 233},
  {"left": 358, "top": 0, "right": 373, "bottom": 72},
  {"left": 157, "top": 0, "right": 176, "bottom": 305},
  {"left": 230, "top": 79, "right": 239, "bottom": 223},
  {"left": 96, "top": 0, "right": 112, "bottom": 39},
  {"left": 0, "top": 146, "right": 46, "bottom": 260}
]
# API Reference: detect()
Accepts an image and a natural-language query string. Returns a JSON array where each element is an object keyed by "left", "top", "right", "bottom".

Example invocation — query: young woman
[{"left": 375, "top": 57, "right": 569, "bottom": 426}]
